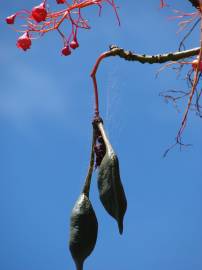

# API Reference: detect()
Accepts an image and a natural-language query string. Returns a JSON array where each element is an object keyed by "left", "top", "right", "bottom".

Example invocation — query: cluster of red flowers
[{"left": 6, "top": 0, "right": 119, "bottom": 56}]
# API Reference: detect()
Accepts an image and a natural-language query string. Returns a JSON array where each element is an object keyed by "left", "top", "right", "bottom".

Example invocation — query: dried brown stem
[{"left": 82, "top": 127, "right": 96, "bottom": 197}]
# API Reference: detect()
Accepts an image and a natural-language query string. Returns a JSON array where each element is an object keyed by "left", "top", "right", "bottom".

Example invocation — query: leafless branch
[
  {"left": 107, "top": 45, "right": 200, "bottom": 64},
  {"left": 179, "top": 18, "right": 200, "bottom": 51}
]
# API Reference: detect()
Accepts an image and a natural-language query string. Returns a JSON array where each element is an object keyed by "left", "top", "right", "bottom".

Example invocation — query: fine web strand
[{"left": 105, "top": 65, "right": 123, "bottom": 149}]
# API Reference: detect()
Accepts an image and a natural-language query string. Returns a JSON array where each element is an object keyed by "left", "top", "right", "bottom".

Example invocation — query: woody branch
[
  {"left": 104, "top": 45, "right": 200, "bottom": 64},
  {"left": 91, "top": 45, "right": 200, "bottom": 116}
]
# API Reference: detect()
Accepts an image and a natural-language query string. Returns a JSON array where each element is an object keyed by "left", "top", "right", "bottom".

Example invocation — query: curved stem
[{"left": 90, "top": 51, "right": 112, "bottom": 117}]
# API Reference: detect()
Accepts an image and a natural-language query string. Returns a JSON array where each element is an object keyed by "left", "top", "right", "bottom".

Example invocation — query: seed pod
[
  {"left": 69, "top": 193, "right": 98, "bottom": 270},
  {"left": 69, "top": 128, "right": 98, "bottom": 270},
  {"left": 96, "top": 121, "right": 127, "bottom": 234}
]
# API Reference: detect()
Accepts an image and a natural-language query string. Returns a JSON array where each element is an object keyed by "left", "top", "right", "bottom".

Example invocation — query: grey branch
[{"left": 106, "top": 45, "right": 200, "bottom": 64}]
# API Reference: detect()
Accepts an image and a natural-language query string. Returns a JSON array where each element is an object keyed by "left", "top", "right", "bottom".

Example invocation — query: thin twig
[
  {"left": 179, "top": 18, "right": 200, "bottom": 51},
  {"left": 176, "top": 16, "right": 202, "bottom": 144}
]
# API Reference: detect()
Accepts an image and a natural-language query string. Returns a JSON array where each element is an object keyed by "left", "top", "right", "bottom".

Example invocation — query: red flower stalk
[
  {"left": 61, "top": 45, "right": 71, "bottom": 56},
  {"left": 31, "top": 2, "right": 47, "bottom": 23},
  {"left": 6, "top": 13, "right": 16, "bottom": 24},
  {"left": 16, "top": 32, "right": 32, "bottom": 51}
]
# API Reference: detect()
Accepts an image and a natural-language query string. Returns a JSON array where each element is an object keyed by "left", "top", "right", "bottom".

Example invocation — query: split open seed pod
[
  {"left": 96, "top": 120, "right": 127, "bottom": 234},
  {"left": 69, "top": 129, "right": 98, "bottom": 270}
]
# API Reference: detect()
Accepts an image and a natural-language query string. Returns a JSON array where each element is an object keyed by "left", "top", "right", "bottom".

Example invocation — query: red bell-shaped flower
[
  {"left": 70, "top": 38, "right": 79, "bottom": 50},
  {"left": 31, "top": 2, "right": 47, "bottom": 23},
  {"left": 6, "top": 14, "right": 16, "bottom": 24},
  {"left": 61, "top": 45, "right": 71, "bottom": 56},
  {"left": 16, "top": 32, "right": 32, "bottom": 51}
]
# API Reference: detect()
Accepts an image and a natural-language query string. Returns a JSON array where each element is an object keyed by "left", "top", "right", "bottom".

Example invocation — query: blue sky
[{"left": 1, "top": 1, "right": 202, "bottom": 270}]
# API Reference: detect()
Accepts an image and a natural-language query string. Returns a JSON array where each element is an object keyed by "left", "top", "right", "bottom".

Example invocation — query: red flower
[
  {"left": 70, "top": 38, "right": 79, "bottom": 49},
  {"left": 61, "top": 45, "right": 71, "bottom": 56},
  {"left": 31, "top": 2, "right": 47, "bottom": 23},
  {"left": 16, "top": 32, "right": 32, "bottom": 51},
  {"left": 56, "top": 0, "right": 66, "bottom": 4},
  {"left": 6, "top": 14, "right": 16, "bottom": 24}
]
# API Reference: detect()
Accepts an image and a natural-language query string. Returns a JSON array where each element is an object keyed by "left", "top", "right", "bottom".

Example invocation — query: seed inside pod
[
  {"left": 94, "top": 134, "right": 106, "bottom": 168},
  {"left": 69, "top": 193, "right": 98, "bottom": 270}
]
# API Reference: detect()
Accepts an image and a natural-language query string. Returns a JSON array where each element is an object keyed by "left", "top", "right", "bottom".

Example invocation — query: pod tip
[{"left": 118, "top": 222, "right": 123, "bottom": 235}]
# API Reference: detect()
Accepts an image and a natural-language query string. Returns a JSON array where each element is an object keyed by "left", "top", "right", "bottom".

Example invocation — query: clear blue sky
[{"left": 1, "top": 1, "right": 202, "bottom": 270}]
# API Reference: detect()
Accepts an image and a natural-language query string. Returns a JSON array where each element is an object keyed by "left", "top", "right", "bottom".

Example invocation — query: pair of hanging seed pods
[{"left": 69, "top": 118, "right": 127, "bottom": 270}]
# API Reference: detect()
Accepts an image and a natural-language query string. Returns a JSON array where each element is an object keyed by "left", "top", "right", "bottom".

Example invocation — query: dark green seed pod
[
  {"left": 97, "top": 121, "right": 127, "bottom": 234},
  {"left": 69, "top": 193, "right": 98, "bottom": 270}
]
